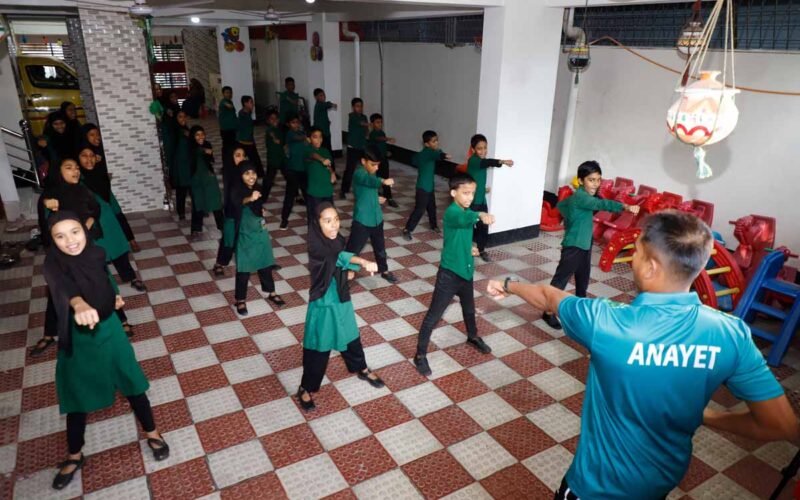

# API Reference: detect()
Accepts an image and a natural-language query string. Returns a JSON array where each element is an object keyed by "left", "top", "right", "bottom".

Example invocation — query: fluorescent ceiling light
[{"left": 190, "top": 16, "right": 201, "bottom": 23}]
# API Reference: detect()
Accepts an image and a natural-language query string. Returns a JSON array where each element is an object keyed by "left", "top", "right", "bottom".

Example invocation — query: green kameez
[
  {"left": 303, "top": 252, "right": 361, "bottom": 352},
  {"left": 222, "top": 217, "right": 236, "bottom": 247},
  {"left": 92, "top": 191, "right": 130, "bottom": 262},
  {"left": 235, "top": 208, "right": 275, "bottom": 273},
  {"left": 190, "top": 151, "right": 222, "bottom": 213},
  {"left": 170, "top": 131, "right": 192, "bottom": 188}
]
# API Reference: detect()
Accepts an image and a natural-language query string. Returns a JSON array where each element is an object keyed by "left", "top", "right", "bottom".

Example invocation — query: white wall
[
  {"left": 556, "top": 46, "right": 800, "bottom": 250},
  {"left": 217, "top": 24, "right": 254, "bottom": 114},
  {"left": 0, "top": 42, "right": 24, "bottom": 131}
]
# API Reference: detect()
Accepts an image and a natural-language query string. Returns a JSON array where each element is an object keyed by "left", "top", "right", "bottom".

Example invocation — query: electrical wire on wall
[{"left": 377, "top": 24, "right": 384, "bottom": 116}]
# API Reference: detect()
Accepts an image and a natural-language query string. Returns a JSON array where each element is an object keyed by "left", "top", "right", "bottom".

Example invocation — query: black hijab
[
  {"left": 188, "top": 125, "right": 214, "bottom": 176},
  {"left": 78, "top": 124, "right": 112, "bottom": 202},
  {"left": 308, "top": 202, "right": 351, "bottom": 303},
  {"left": 43, "top": 112, "right": 73, "bottom": 165},
  {"left": 229, "top": 160, "right": 263, "bottom": 223},
  {"left": 43, "top": 211, "right": 114, "bottom": 354},
  {"left": 42, "top": 159, "right": 101, "bottom": 241},
  {"left": 59, "top": 101, "right": 82, "bottom": 145}
]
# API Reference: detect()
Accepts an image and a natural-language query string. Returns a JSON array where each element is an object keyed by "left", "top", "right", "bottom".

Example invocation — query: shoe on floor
[
  {"left": 479, "top": 251, "right": 492, "bottom": 263},
  {"left": 402, "top": 229, "right": 412, "bottom": 242},
  {"left": 357, "top": 369, "right": 385, "bottom": 388},
  {"left": 431, "top": 227, "right": 441, "bottom": 235},
  {"left": 52, "top": 454, "right": 84, "bottom": 490},
  {"left": 387, "top": 199, "right": 399, "bottom": 208},
  {"left": 467, "top": 337, "right": 492, "bottom": 354},
  {"left": 542, "top": 312, "right": 562, "bottom": 330},
  {"left": 296, "top": 387, "right": 315, "bottom": 411},
  {"left": 381, "top": 272, "right": 398, "bottom": 284},
  {"left": 30, "top": 337, "right": 56, "bottom": 357},
  {"left": 279, "top": 221, "right": 288, "bottom": 230},
  {"left": 147, "top": 437, "right": 170, "bottom": 461},
  {"left": 414, "top": 354, "right": 432, "bottom": 376}
]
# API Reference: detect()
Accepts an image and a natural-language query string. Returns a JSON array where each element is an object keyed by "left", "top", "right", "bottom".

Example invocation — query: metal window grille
[
  {"left": 153, "top": 44, "right": 185, "bottom": 62},
  {"left": 359, "top": 15, "right": 484, "bottom": 44},
  {"left": 16, "top": 42, "right": 75, "bottom": 67},
  {"left": 153, "top": 72, "right": 188, "bottom": 89}
]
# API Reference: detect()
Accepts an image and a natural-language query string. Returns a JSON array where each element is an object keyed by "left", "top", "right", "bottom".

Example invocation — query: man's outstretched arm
[{"left": 486, "top": 280, "right": 570, "bottom": 314}]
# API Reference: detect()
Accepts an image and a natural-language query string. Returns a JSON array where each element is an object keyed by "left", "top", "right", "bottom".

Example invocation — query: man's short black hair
[
  {"left": 313, "top": 88, "right": 324, "bottom": 97},
  {"left": 241, "top": 95, "right": 253, "bottom": 106},
  {"left": 222, "top": 86, "right": 232, "bottom": 94},
  {"left": 470, "top": 134, "right": 487, "bottom": 149},
  {"left": 285, "top": 77, "right": 295, "bottom": 84},
  {"left": 266, "top": 109, "right": 278, "bottom": 119},
  {"left": 639, "top": 210, "right": 713, "bottom": 283},
  {"left": 370, "top": 113, "right": 382, "bottom": 123},
  {"left": 422, "top": 130, "right": 438, "bottom": 144},
  {"left": 363, "top": 145, "right": 382, "bottom": 163},
  {"left": 307, "top": 126, "right": 323, "bottom": 137},
  {"left": 577, "top": 160, "right": 602, "bottom": 180},
  {"left": 449, "top": 173, "right": 476, "bottom": 190},
  {"left": 351, "top": 97, "right": 363, "bottom": 107}
]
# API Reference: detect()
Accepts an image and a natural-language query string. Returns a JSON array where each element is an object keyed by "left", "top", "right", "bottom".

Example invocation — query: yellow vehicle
[{"left": 16, "top": 55, "right": 85, "bottom": 136}]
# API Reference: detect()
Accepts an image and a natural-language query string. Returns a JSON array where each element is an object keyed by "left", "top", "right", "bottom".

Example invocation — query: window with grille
[
  {"left": 17, "top": 42, "right": 75, "bottom": 67},
  {"left": 153, "top": 72, "right": 188, "bottom": 89},
  {"left": 359, "top": 15, "right": 484, "bottom": 44},
  {"left": 153, "top": 44, "right": 185, "bottom": 62}
]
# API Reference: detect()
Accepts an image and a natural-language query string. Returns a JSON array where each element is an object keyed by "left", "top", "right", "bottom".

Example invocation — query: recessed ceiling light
[
  {"left": 190, "top": 16, "right": 200, "bottom": 23},
  {"left": 306, "top": 0, "right": 315, "bottom": 4}
]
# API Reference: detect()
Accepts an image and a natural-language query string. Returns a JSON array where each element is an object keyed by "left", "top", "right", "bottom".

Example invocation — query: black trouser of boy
[
  {"left": 237, "top": 142, "right": 264, "bottom": 178},
  {"left": 44, "top": 292, "right": 128, "bottom": 339},
  {"left": 322, "top": 135, "right": 333, "bottom": 159},
  {"left": 377, "top": 158, "right": 392, "bottom": 199},
  {"left": 112, "top": 252, "right": 137, "bottom": 283},
  {"left": 221, "top": 129, "right": 236, "bottom": 154},
  {"left": 301, "top": 338, "right": 367, "bottom": 392},
  {"left": 191, "top": 208, "right": 224, "bottom": 234},
  {"left": 405, "top": 189, "right": 438, "bottom": 233},
  {"left": 341, "top": 147, "right": 363, "bottom": 196},
  {"left": 217, "top": 240, "right": 234, "bottom": 266},
  {"left": 262, "top": 160, "right": 281, "bottom": 203},
  {"left": 234, "top": 267, "right": 276, "bottom": 302},
  {"left": 281, "top": 170, "right": 308, "bottom": 223},
  {"left": 175, "top": 186, "right": 189, "bottom": 218},
  {"left": 346, "top": 221, "right": 388, "bottom": 273},
  {"left": 470, "top": 202, "right": 489, "bottom": 253},
  {"left": 67, "top": 394, "right": 155, "bottom": 454},
  {"left": 417, "top": 268, "right": 477, "bottom": 356},
  {"left": 550, "top": 245, "right": 592, "bottom": 298},
  {"left": 116, "top": 212, "right": 135, "bottom": 242},
  {"left": 305, "top": 195, "right": 333, "bottom": 224}
]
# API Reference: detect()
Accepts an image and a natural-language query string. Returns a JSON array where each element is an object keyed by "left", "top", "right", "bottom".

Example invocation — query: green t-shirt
[
  {"left": 353, "top": 166, "right": 383, "bottom": 227},
  {"left": 306, "top": 146, "right": 334, "bottom": 198},
  {"left": 441, "top": 202, "right": 480, "bottom": 281},
  {"left": 314, "top": 101, "right": 334, "bottom": 137},
  {"left": 414, "top": 147, "right": 443, "bottom": 193},
  {"left": 236, "top": 110, "right": 254, "bottom": 142},
  {"left": 279, "top": 91, "right": 300, "bottom": 122},
  {"left": 557, "top": 186, "right": 624, "bottom": 250},
  {"left": 466, "top": 155, "right": 487, "bottom": 205},
  {"left": 285, "top": 130, "right": 308, "bottom": 172},
  {"left": 368, "top": 129, "right": 387, "bottom": 158},
  {"left": 265, "top": 125, "right": 285, "bottom": 167},
  {"left": 218, "top": 98, "right": 237, "bottom": 131},
  {"left": 347, "top": 112, "right": 367, "bottom": 149}
]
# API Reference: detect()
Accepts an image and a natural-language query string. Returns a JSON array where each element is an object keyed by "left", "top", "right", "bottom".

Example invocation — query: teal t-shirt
[
  {"left": 368, "top": 129, "right": 387, "bottom": 158},
  {"left": 414, "top": 147, "right": 442, "bottom": 193},
  {"left": 285, "top": 130, "right": 308, "bottom": 172},
  {"left": 314, "top": 101, "right": 333, "bottom": 137},
  {"left": 279, "top": 91, "right": 300, "bottom": 123},
  {"left": 558, "top": 292, "right": 784, "bottom": 500},
  {"left": 218, "top": 98, "right": 237, "bottom": 131},
  {"left": 236, "top": 110, "right": 254, "bottom": 142},
  {"left": 347, "top": 113, "right": 367, "bottom": 149},
  {"left": 306, "top": 146, "right": 334, "bottom": 198}
]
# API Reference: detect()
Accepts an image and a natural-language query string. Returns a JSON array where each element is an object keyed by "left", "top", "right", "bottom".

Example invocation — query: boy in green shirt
[
  {"left": 304, "top": 127, "right": 336, "bottom": 218},
  {"left": 278, "top": 77, "right": 300, "bottom": 127},
  {"left": 218, "top": 86, "right": 237, "bottom": 153},
  {"left": 542, "top": 160, "right": 640, "bottom": 329},
  {"left": 263, "top": 110, "right": 284, "bottom": 201},
  {"left": 280, "top": 113, "right": 308, "bottom": 229},
  {"left": 313, "top": 88, "right": 337, "bottom": 155},
  {"left": 367, "top": 113, "right": 398, "bottom": 208},
  {"left": 466, "top": 133, "right": 514, "bottom": 262},
  {"left": 402, "top": 130, "right": 451, "bottom": 241},
  {"left": 236, "top": 95, "right": 264, "bottom": 178},
  {"left": 345, "top": 145, "right": 397, "bottom": 284},
  {"left": 342, "top": 98, "right": 369, "bottom": 200},
  {"left": 414, "top": 174, "right": 495, "bottom": 376}
]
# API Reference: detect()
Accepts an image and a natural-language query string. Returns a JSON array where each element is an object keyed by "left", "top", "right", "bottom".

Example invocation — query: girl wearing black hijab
[
  {"left": 297, "top": 202, "right": 385, "bottom": 411},
  {"left": 188, "top": 125, "right": 223, "bottom": 237},
  {"left": 44, "top": 211, "right": 169, "bottom": 491},
  {"left": 80, "top": 123, "right": 140, "bottom": 252},
  {"left": 213, "top": 146, "right": 247, "bottom": 276},
  {"left": 230, "top": 160, "right": 285, "bottom": 315},
  {"left": 171, "top": 110, "right": 193, "bottom": 220},
  {"left": 59, "top": 101, "right": 82, "bottom": 146},
  {"left": 37, "top": 112, "right": 73, "bottom": 174}
]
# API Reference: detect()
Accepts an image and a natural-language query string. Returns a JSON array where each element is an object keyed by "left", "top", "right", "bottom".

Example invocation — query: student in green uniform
[
  {"left": 280, "top": 113, "right": 308, "bottom": 229},
  {"left": 230, "top": 160, "right": 286, "bottom": 316},
  {"left": 37, "top": 112, "right": 72, "bottom": 175},
  {"left": 297, "top": 203, "right": 385, "bottom": 411},
  {"left": 188, "top": 125, "right": 224, "bottom": 238},
  {"left": 44, "top": 212, "right": 169, "bottom": 491},
  {"left": 214, "top": 146, "right": 247, "bottom": 276},
  {"left": 218, "top": 86, "right": 238, "bottom": 153},
  {"left": 263, "top": 109, "right": 284, "bottom": 201},
  {"left": 542, "top": 161, "right": 640, "bottom": 330},
  {"left": 414, "top": 174, "right": 495, "bottom": 376},
  {"left": 278, "top": 76, "right": 301, "bottom": 128},
  {"left": 403, "top": 130, "right": 451, "bottom": 241},
  {"left": 236, "top": 95, "right": 264, "bottom": 177},
  {"left": 345, "top": 145, "right": 397, "bottom": 284},
  {"left": 466, "top": 134, "right": 514, "bottom": 262},
  {"left": 367, "top": 113, "right": 398, "bottom": 208},
  {"left": 304, "top": 127, "right": 336, "bottom": 218},
  {"left": 171, "top": 111, "right": 193, "bottom": 220},
  {"left": 341, "top": 98, "right": 369, "bottom": 199},
  {"left": 313, "top": 88, "right": 337, "bottom": 155}
]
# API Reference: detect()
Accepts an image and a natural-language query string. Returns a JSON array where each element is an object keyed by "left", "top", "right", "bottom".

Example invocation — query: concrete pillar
[
  {"left": 65, "top": 16, "right": 98, "bottom": 125},
  {"left": 217, "top": 24, "right": 255, "bottom": 117},
  {"left": 477, "top": 0, "right": 563, "bottom": 245},
  {"left": 306, "top": 14, "right": 343, "bottom": 152}
]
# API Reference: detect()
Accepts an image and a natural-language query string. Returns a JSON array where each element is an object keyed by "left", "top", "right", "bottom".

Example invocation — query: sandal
[
  {"left": 213, "top": 263, "right": 225, "bottom": 276},
  {"left": 31, "top": 337, "right": 56, "bottom": 357},
  {"left": 235, "top": 301, "right": 248, "bottom": 316},
  {"left": 147, "top": 437, "right": 170, "bottom": 461},
  {"left": 296, "top": 387, "right": 315, "bottom": 411},
  {"left": 122, "top": 322, "right": 134, "bottom": 338},
  {"left": 267, "top": 294, "right": 286, "bottom": 307},
  {"left": 130, "top": 279, "right": 147, "bottom": 292},
  {"left": 52, "top": 453, "right": 84, "bottom": 490}
]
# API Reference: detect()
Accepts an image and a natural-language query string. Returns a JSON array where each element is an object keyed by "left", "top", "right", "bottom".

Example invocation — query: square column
[
  {"left": 217, "top": 24, "right": 255, "bottom": 116},
  {"left": 306, "top": 14, "right": 343, "bottom": 152},
  {"left": 477, "top": 0, "right": 563, "bottom": 244}
]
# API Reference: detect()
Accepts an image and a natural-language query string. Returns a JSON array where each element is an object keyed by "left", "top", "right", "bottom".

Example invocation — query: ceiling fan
[
  {"left": 128, "top": 0, "right": 216, "bottom": 17},
  {"left": 231, "top": 3, "right": 312, "bottom": 25}
]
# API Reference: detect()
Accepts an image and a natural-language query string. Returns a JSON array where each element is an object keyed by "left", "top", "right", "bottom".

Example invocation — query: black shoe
[
  {"left": 52, "top": 454, "right": 84, "bottom": 490},
  {"left": 387, "top": 199, "right": 399, "bottom": 208},
  {"left": 213, "top": 264, "right": 225, "bottom": 277},
  {"left": 402, "top": 229, "right": 412, "bottom": 242},
  {"left": 339, "top": 192, "right": 347, "bottom": 200},
  {"left": 542, "top": 312, "right": 562, "bottom": 330},
  {"left": 381, "top": 272, "right": 398, "bottom": 284},
  {"left": 279, "top": 221, "right": 288, "bottom": 230},
  {"left": 130, "top": 279, "right": 147, "bottom": 292},
  {"left": 296, "top": 197, "right": 306, "bottom": 206},
  {"left": 147, "top": 437, "right": 170, "bottom": 461},
  {"left": 122, "top": 322, "right": 134, "bottom": 338},
  {"left": 467, "top": 337, "right": 492, "bottom": 354},
  {"left": 235, "top": 301, "right": 248, "bottom": 316},
  {"left": 267, "top": 294, "right": 286, "bottom": 307},
  {"left": 30, "top": 337, "right": 56, "bottom": 357},
  {"left": 431, "top": 227, "right": 441, "bottom": 235},
  {"left": 296, "top": 387, "right": 315, "bottom": 411},
  {"left": 357, "top": 369, "right": 385, "bottom": 388},
  {"left": 414, "top": 355, "right": 432, "bottom": 376},
  {"left": 479, "top": 251, "right": 492, "bottom": 263},
  {"left": 178, "top": 214, "right": 186, "bottom": 221}
]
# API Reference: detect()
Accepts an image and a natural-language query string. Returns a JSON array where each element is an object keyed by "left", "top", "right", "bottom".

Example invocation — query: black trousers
[
  {"left": 221, "top": 129, "right": 236, "bottom": 154},
  {"left": 377, "top": 158, "right": 392, "bottom": 199},
  {"left": 346, "top": 221, "right": 388, "bottom": 273},
  {"left": 262, "top": 161, "right": 280, "bottom": 203},
  {"left": 281, "top": 170, "right": 308, "bottom": 223},
  {"left": 234, "top": 267, "right": 275, "bottom": 301},
  {"left": 405, "top": 189, "right": 438, "bottom": 233},
  {"left": 191, "top": 208, "right": 224, "bottom": 234},
  {"left": 417, "top": 268, "right": 477, "bottom": 356},
  {"left": 470, "top": 202, "right": 489, "bottom": 253},
  {"left": 67, "top": 393, "right": 155, "bottom": 454},
  {"left": 175, "top": 186, "right": 189, "bottom": 218},
  {"left": 116, "top": 212, "right": 135, "bottom": 242},
  {"left": 550, "top": 245, "right": 592, "bottom": 298},
  {"left": 112, "top": 252, "right": 137, "bottom": 283},
  {"left": 341, "top": 148, "right": 363, "bottom": 196},
  {"left": 237, "top": 142, "right": 264, "bottom": 178},
  {"left": 301, "top": 338, "right": 367, "bottom": 392},
  {"left": 217, "top": 240, "right": 234, "bottom": 266}
]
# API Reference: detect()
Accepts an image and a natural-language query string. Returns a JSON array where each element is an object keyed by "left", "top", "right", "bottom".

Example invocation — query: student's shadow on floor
[{"left": 660, "top": 138, "right": 732, "bottom": 200}]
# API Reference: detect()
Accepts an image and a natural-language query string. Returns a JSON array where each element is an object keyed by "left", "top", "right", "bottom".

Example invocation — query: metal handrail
[{"left": 1, "top": 120, "right": 41, "bottom": 190}]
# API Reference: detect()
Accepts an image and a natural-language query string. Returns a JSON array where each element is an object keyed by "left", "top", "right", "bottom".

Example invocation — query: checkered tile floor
[{"left": 2, "top": 120, "right": 799, "bottom": 499}]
